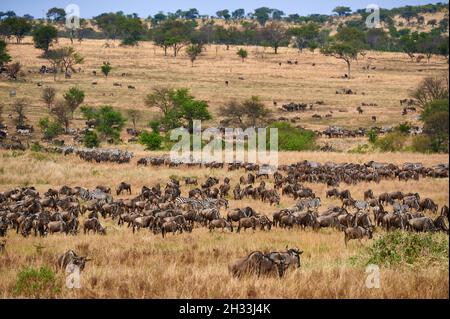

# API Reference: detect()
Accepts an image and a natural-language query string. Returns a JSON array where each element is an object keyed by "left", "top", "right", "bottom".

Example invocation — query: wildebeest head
[
  {"left": 265, "top": 254, "right": 286, "bottom": 278},
  {"left": 286, "top": 247, "right": 303, "bottom": 268},
  {"left": 72, "top": 256, "right": 92, "bottom": 271}
]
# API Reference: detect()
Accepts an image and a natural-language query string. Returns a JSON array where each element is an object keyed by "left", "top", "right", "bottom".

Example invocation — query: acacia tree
[
  {"left": 219, "top": 96, "right": 271, "bottom": 127},
  {"left": 0, "top": 40, "right": 11, "bottom": 67},
  {"left": 321, "top": 27, "right": 365, "bottom": 78},
  {"left": 63, "top": 87, "right": 85, "bottom": 115},
  {"left": 12, "top": 98, "right": 27, "bottom": 127},
  {"left": 0, "top": 17, "right": 32, "bottom": 43},
  {"left": 261, "top": 22, "right": 287, "bottom": 54},
  {"left": 51, "top": 100, "right": 72, "bottom": 132},
  {"left": 185, "top": 43, "right": 202, "bottom": 66},
  {"left": 101, "top": 62, "right": 112, "bottom": 79},
  {"left": 127, "top": 109, "right": 140, "bottom": 130},
  {"left": 58, "top": 47, "right": 84, "bottom": 75},
  {"left": 237, "top": 48, "right": 248, "bottom": 62},
  {"left": 32, "top": 24, "right": 58, "bottom": 54},
  {"left": 42, "top": 87, "right": 56, "bottom": 109}
]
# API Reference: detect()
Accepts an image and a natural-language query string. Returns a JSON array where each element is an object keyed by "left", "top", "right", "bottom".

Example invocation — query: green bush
[
  {"left": 30, "top": 142, "right": 42, "bottom": 152},
  {"left": 149, "top": 119, "right": 161, "bottom": 133},
  {"left": 269, "top": 122, "right": 316, "bottom": 151},
  {"left": 13, "top": 266, "right": 61, "bottom": 298},
  {"left": 410, "top": 135, "right": 434, "bottom": 153},
  {"left": 368, "top": 129, "right": 378, "bottom": 144},
  {"left": 396, "top": 122, "right": 412, "bottom": 134},
  {"left": 374, "top": 131, "right": 408, "bottom": 152},
  {"left": 354, "top": 231, "right": 449, "bottom": 267},
  {"left": 139, "top": 131, "right": 162, "bottom": 150},
  {"left": 38, "top": 117, "right": 64, "bottom": 140},
  {"left": 84, "top": 131, "right": 99, "bottom": 148}
]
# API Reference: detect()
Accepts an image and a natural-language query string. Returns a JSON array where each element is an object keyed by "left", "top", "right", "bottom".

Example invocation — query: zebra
[
  {"left": 175, "top": 197, "right": 228, "bottom": 210},
  {"left": 80, "top": 189, "right": 113, "bottom": 203}
]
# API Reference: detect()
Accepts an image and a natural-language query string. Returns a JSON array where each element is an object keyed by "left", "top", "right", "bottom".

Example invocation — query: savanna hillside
[{"left": 0, "top": 3, "right": 449, "bottom": 299}]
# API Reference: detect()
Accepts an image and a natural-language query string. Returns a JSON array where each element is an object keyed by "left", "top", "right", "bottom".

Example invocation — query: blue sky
[{"left": 0, "top": 0, "right": 447, "bottom": 18}]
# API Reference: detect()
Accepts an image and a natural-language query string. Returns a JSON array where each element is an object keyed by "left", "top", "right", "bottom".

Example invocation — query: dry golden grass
[
  {"left": 0, "top": 36, "right": 448, "bottom": 299},
  {"left": 0, "top": 37, "right": 448, "bottom": 137},
  {"left": 0, "top": 151, "right": 448, "bottom": 298}
]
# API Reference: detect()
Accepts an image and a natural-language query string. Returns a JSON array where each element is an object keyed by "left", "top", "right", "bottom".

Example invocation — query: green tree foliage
[
  {"left": 216, "top": 10, "right": 231, "bottom": 21},
  {"left": 333, "top": 6, "right": 352, "bottom": 16},
  {"left": 32, "top": 25, "right": 58, "bottom": 54},
  {"left": 185, "top": 43, "right": 202, "bottom": 66},
  {"left": 150, "top": 20, "right": 194, "bottom": 56},
  {"left": 421, "top": 99, "right": 449, "bottom": 153},
  {"left": 232, "top": 9, "right": 245, "bottom": 20},
  {"left": 288, "top": 23, "right": 321, "bottom": 52},
  {"left": 46, "top": 7, "right": 66, "bottom": 23},
  {"left": 84, "top": 130, "right": 100, "bottom": 148},
  {"left": 219, "top": 96, "right": 271, "bottom": 127},
  {"left": 237, "top": 48, "right": 248, "bottom": 61},
  {"left": 0, "top": 40, "right": 11, "bottom": 67},
  {"left": 261, "top": 21, "right": 287, "bottom": 54},
  {"left": 101, "top": 62, "right": 112, "bottom": 78},
  {"left": 269, "top": 122, "right": 316, "bottom": 151},
  {"left": 139, "top": 131, "right": 162, "bottom": 150},
  {"left": 81, "top": 106, "right": 126, "bottom": 141},
  {"left": 145, "top": 87, "right": 211, "bottom": 132},
  {"left": 254, "top": 7, "right": 272, "bottom": 26},
  {"left": 321, "top": 27, "right": 366, "bottom": 78},
  {"left": 0, "top": 17, "right": 32, "bottom": 43},
  {"left": 38, "top": 117, "right": 64, "bottom": 139},
  {"left": 63, "top": 87, "right": 85, "bottom": 115}
]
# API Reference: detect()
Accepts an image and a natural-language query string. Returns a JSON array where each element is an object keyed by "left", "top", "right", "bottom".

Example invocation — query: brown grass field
[{"left": 0, "top": 37, "right": 449, "bottom": 298}]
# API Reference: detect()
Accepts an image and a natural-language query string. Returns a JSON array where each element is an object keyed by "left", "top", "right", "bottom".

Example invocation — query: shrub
[
  {"left": 410, "top": 135, "right": 434, "bottom": 153},
  {"left": 38, "top": 117, "right": 64, "bottom": 140},
  {"left": 354, "top": 231, "right": 449, "bottom": 267},
  {"left": 149, "top": 119, "right": 161, "bottom": 133},
  {"left": 269, "top": 122, "right": 316, "bottom": 151},
  {"left": 349, "top": 144, "right": 370, "bottom": 154},
  {"left": 139, "top": 131, "right": 162, "bottom": 150},
  {"left": 13, "top": 266, "right": 61, "bottom": 298},
  {"left": 368, "top": 129, "right": 378, "bottom": 144},
  {"left": 396, "top": 122, "right": 412, "bottom": 134},
  {"left": 374, "top": 131, "right": 408, "bottom": 152},
  {"left": 30, "top": 142, "right": 42, "bottom": 152},
  {"left": 84, "top": 131, "right": 99, "bottom": 148},
  {"left": 421, "top": 99, "right": 449, "bottom": 153}
]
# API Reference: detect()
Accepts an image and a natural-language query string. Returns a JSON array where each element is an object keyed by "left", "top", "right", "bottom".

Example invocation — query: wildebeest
[
  {"left": 161, "top": 220, "right": 183, "bottom": 238},
  {"left": 209, "top": 218, "right": 233, "bottom": 232},
  {"left": 116, "top": 182, "right": 131, "bottom": 195},
  {"left": 419, "top": 198, "right": 438, "bottom": 214},
  {"left": 83, "top": 218, "right": 106, "bottom": 235},
  {"left": 57, "top": 250, "right": 91, "bottom": 271},
  {"left": 343, "top": 226, "right": 373, "bottom": 246},
  {"left": 228, "top": 251, "right": 287, "bottom": 278},
  {"left": 48, "top": 221, "right": 68, "bottom": 235},
  {"left": 237, "top": 217, "right": 258, "bottom": 233}
]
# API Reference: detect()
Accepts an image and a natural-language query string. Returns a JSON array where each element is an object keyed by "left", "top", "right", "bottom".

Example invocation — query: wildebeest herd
[{"left": 0, "top": 158, "right": 448, "bottom": 278}]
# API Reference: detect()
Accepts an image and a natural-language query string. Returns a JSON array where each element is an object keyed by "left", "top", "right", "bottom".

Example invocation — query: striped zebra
[
  {"left": 80, "top": 189, "right": 113, "bottom": 203},
  {"left": 175, "top": 197, "right": 228, "bottom": 210}
]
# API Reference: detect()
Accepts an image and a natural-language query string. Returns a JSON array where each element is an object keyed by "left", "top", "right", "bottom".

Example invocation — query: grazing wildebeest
[
  {"left": 209, "top": 219, "right": 233, "bottom": 232},
  {"left": 48, "top": 221, "right": 68, "bottom": 235},
  {"left": 267, "top": 248, "right": 303, "bottom": 270},
  {"left": 343, "top": 226, "right": 373, "bottom": 246},
  {"left": 237, "top": 217, "right": 258, "bottom": 233},
  {"left": 83, "top": 218, "right": 106, "bottom": 235},
  {"left": 419, "top": 198, "right": 438, "bottom": 214},
  {"left": 364, "top": 189, "right": 374, "bottom": 200},
  {"left": 161, "top": 221, "right": 182, "bottom": 238},
  {"left": 116, "top": 182, "right": 131, "bottom": 195},
  {"left": 228, "top": 251, "right": 287, "bottom": 278},
  {"left": 407, "top": 217, "right": 437, "bottom": 233},
  {"left": 57, "top": 250, "right": 91, "bottom": 271}
]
